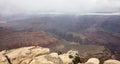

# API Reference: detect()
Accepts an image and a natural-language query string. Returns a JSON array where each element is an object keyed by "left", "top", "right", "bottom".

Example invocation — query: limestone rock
[
  {"left": 59, "top": 50, "right": 79, "bottom": 64},
  {"left": 103, "top": 59, "right": 120, "bottom": 64},
  {"left": 0, "top": 50, "right": 9, "bottom": 64},
  {"left": 0, "top": 46, "right": 119, "bottom": 64},
  {"left": 0, "top": 46, "right": 71, "bottom": 64},
  {"left": 85, "top": 58, "right": 100, "bottom": 64}
]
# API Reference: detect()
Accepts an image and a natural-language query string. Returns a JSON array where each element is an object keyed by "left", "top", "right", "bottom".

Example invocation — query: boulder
[
  {"left": 59, "top": 50, "right": 79, "bottom": 64},
  {"left": 85, "top": 58, "right": 100, "bottom": 64},
  {"left": 0, "top": 50, "right": 9, "bottom": 64},
  {"left": 103, "top": 59, "right": 120, "bottom": 64}
]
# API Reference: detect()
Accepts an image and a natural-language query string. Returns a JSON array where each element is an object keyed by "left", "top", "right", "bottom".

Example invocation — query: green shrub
[{"left": 72, "top": 56, "right": 81, "bottom": 64}]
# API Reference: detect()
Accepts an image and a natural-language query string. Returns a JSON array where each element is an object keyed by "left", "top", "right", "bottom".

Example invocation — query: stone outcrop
[
  {"left": 85, "top": 58, "right": 120, "bottom": 64},
  {"left": 59, "top": 50, "right": 79, "bottom": 64},
  {"left": 0, "top": 46, "right": 78, "bottom": 64},
  {"left": 0, "top": 50, "right": 9, "bottom": 64},
  {"left": 85, "top": 58, "right": 100, "bottom": 64},
  {"left": 0, "top": 46, "right": 120, "bottom": 64},
  {"left": 103, "top": 59, "right": 120, "bottom": 64}
]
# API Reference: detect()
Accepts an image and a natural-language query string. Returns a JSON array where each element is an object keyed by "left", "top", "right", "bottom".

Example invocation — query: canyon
[{"left": 0, "top": 15, "right": 120, "bottom": 62}]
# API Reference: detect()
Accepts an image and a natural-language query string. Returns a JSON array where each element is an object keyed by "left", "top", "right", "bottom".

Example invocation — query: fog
[{"left": 0, "top": 0, "right": 120, "bottom": 15}]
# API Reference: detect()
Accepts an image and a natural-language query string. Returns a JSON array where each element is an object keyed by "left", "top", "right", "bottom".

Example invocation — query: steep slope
[{"left": 0, "top": 28, "right": 59, "bottom": 50}]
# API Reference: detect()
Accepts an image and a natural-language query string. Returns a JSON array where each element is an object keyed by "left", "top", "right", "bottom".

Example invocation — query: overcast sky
[{"left": 0, "top": 0, "right": 120, "bottom": 15}]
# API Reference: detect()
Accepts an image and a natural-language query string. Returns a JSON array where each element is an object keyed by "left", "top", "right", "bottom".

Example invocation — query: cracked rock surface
[
  {"left": 0, "top": 46, "right": 77, "bottom": 64},
  {"left": 0, "top": 46, "right": 120, "bottom": 64}
]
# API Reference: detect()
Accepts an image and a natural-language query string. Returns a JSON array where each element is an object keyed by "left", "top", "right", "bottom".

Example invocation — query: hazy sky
[{"left": 0, "top": 0, "right": 120, "bottom": 15}]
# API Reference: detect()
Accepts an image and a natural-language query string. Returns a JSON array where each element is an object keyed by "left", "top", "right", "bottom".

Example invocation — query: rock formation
[
  {"left": 0, "top": 46, "right": 120, "bottom": 64},
  {"left": 0, "top": 46, "right": 79, "bottom": 64},
  {"left": 85, "top": 58, "right": 100, "bottom": 64},
  {"left": 0, "top": 30, "right": 59, "bottom": 50},
  {"left": 103, "top": 59, "right": 120, "bottom": 64}
]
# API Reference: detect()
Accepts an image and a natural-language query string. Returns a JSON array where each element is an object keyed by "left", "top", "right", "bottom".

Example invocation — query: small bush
[{"left": 72, "top": 56, "right": 81, "bottom": 64}]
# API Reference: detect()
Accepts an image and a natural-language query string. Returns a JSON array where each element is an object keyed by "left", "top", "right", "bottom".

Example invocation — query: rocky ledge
[{"left": 0, "top": 46, "right": 120, "bottom": 64}]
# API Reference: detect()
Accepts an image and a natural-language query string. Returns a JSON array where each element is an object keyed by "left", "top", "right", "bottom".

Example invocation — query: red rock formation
[{"left": 0, "top": 29, "right": 59, "bottom": 50}]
